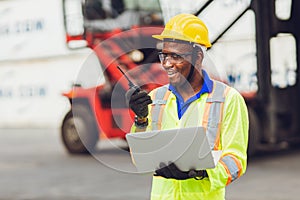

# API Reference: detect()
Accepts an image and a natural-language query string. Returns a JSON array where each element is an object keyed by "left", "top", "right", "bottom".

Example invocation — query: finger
[
  {"left": 125, "top": 88, "right": 138, "bottom": 99},
  {"left": 167, "top": 162, "right": 181, "bottom": 172},
  {"left": 156, "top": 163, "right": 173, "bottom": 178},
  {"left": 130, "top": 95, "right": 149, "bottom": 104},
  {"left": 125, "top": 88, "right": 138, "bottom": 105},
  {"left": 140, "top": 98, "right": 153, "bottom": 106},
  {"left": 154, "top": 163, "right": 166, "bottom": 175},
  {"left": 136, "top": 108, "right": 148, "bottom": 118},
  {"left": 132, "top": 96, "right": 152, "bottom": 105},
  {"left": 160, "top": 168, "right": 172, "bottom": 179},
  {"left": 159, "top": 162, "right": 167, "bottom": 169},
  {"left": 167, "top": 163, "right": 188, "bottom": 179},
  {"left": 130, "top": 91, "right": 149, "bottom": 101}
]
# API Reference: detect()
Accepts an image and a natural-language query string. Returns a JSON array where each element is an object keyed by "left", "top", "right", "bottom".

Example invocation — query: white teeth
[{"left": 167, "top": 70, "right": 176, "bottom": 75}]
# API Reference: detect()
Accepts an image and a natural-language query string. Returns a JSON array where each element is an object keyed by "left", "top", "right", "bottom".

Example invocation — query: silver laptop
[{"left": 126, "top": 126, "right": 222, "bottom": 173}]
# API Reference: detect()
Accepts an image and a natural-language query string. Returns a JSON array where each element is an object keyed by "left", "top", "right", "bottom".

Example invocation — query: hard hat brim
[
  {"left": 152, "top": 34, "right": 164, "bottom": 40},
  {"left": 152, "top": 34, "right": 194, "bottom": 44},
  {"left": 152, "top": 34, "right": 212, "bottom": 48}
]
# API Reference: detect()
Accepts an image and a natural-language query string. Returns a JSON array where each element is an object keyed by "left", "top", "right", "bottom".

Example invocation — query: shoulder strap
[
  {"left": 151, "top": 85, "right": 171, "bottom": 130},
  {"left": 203, "top": 81, "right": 231, "bottom": 150}
]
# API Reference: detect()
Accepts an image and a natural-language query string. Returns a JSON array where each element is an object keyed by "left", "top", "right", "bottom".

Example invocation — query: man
[{"left": 126, "top": 13, "right": 249, "bottom": 200}]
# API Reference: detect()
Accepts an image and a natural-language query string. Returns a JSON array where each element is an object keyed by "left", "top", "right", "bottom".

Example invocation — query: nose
[{"left": 162, "top": 58, "right": 173, "bottom": 69}]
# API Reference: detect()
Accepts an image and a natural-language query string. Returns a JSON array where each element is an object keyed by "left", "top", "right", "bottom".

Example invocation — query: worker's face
[{"left": 159, "top": 42, "right": 194, "bottom": 87}]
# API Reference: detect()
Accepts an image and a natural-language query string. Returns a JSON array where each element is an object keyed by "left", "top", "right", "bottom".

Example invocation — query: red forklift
[
  {"left": 61, "top": 0, "right": 168, "bottom": 153},
  {"left": 61, "top": 0, "right": 300, "bottom": 156}
]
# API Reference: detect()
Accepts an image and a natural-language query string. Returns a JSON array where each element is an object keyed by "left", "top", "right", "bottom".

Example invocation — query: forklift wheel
[{"left": 61, "top": 105, "right": 98, "bottom": 154}]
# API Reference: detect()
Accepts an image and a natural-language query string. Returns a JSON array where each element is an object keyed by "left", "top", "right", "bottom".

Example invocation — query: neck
[{"left": 176, "top": 70, "right": 203, "bottom": 101}]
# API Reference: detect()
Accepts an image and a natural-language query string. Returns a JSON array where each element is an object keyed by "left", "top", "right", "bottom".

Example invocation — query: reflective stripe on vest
[
  {"left": 151, "top": 84, "right": 171, "bottom": 130},
  {"left": 202, "top": 81, "right": 242, "bottom": 184},
  {"left": 220, "top": 153, "right": 243, "bottom": 185},
  {"left": 203, "top": 81, "right": 231, "bottom": 150}
]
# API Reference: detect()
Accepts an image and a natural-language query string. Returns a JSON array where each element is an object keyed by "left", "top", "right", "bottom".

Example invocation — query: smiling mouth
[{"left": 167, "top": 70, "right": 177, "bottom": 76}]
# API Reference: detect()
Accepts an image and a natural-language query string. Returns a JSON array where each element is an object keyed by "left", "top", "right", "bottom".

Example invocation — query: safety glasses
[{"left": 158, "top": 52, "right": 193, "bottom": 64}]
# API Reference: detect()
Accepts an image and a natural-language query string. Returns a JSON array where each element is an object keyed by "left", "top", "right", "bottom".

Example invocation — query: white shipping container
[{"left": 0, "top": 0, "right": 102, "bottom": 128}]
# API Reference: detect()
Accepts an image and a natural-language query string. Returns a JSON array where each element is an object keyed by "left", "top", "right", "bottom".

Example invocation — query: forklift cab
[{"left": 83, "top": 0, "right": 163, "bottom": 35}]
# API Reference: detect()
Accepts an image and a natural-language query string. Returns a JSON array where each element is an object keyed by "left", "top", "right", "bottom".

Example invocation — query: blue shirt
[{"left": 169, "top": 70, "right": 213, "bottom": 119}]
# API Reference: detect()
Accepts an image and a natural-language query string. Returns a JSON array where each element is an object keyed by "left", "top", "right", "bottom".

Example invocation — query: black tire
[
  {"left": 61, "top": 105, "right": 99, "bottom": 154},
  {"left": 247, "top": 107, "right": 260, "bottom": 157}
]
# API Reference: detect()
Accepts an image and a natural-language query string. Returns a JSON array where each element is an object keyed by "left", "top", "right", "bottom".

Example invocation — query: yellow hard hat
[{"left": 152, "top": 13, "right": 212, "bottom": 48}]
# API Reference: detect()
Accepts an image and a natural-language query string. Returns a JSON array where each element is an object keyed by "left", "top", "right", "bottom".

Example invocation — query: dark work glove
[
  {"left": 125, "top": 87, "right": 152, "bottom": 118},
  {"left": 154, "top": 162, "right": 207, "bottom": 180}
]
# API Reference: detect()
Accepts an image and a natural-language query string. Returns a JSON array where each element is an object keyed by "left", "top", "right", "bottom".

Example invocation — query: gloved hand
[
  {"left": 125, "top": 87, "right": 152, "bottom": 118},
  {"left": 154, "top": 162, "right": 207, "bottom": 180}
]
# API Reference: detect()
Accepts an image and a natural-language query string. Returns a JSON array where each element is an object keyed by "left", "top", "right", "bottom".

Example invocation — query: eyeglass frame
[{"left": 158, "top": 51, "right": 194, "bottom": 64}]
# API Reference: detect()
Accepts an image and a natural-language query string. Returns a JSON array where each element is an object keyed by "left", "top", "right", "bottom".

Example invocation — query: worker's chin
[{"left": 169, "top": 78, "right": 185, "bottom": 87}]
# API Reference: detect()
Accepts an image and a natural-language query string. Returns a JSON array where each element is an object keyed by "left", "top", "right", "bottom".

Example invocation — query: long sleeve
[{"left": 206, "top": 88, "right": 249, "bottom": 191}]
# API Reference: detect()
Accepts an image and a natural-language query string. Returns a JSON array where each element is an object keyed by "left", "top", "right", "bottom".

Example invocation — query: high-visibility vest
[
  {"left": 146, "top": 80, "right": 248, "bottom": 200},
  {"left": 151, "top": 81, "right": 230, "bottom": 150}
]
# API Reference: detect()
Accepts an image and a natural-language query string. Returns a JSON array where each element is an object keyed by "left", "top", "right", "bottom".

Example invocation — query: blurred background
[{"left": 0, "top": 0, "right": 299, "bottom": 199}]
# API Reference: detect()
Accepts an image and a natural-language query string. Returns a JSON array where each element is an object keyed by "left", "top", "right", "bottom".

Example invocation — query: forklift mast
[{"left": 252, "top": 0, "right": 300, "bottom": 145}]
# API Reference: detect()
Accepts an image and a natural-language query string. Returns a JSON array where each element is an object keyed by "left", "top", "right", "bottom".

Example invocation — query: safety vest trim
[
  {"left": 151, "top": 84, "right": 171, "bottom": 130},
  {"left": 220, "top": 153, "right": 243, "bottom": 185},
  {"left": 202, "top": 81, "right": 230, "bottom": 150}
]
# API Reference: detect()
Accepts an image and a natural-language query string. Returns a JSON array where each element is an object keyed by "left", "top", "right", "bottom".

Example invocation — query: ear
[{"left": 196, "top": 50, "right": 204, "bottom": 65}]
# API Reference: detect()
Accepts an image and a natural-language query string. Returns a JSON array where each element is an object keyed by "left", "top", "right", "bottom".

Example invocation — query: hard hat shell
[{"left": 153, "top": 13, "right": 212, "bottom": 48}]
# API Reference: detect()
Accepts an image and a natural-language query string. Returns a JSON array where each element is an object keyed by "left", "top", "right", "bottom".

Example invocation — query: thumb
[{"left": 125, "top": 87, "right": 138, "bottom": 105}]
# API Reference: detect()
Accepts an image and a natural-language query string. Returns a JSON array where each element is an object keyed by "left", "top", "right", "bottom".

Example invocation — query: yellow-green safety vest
[{"left": 131, "top": 80, "right": 249, "bottom": 200}]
